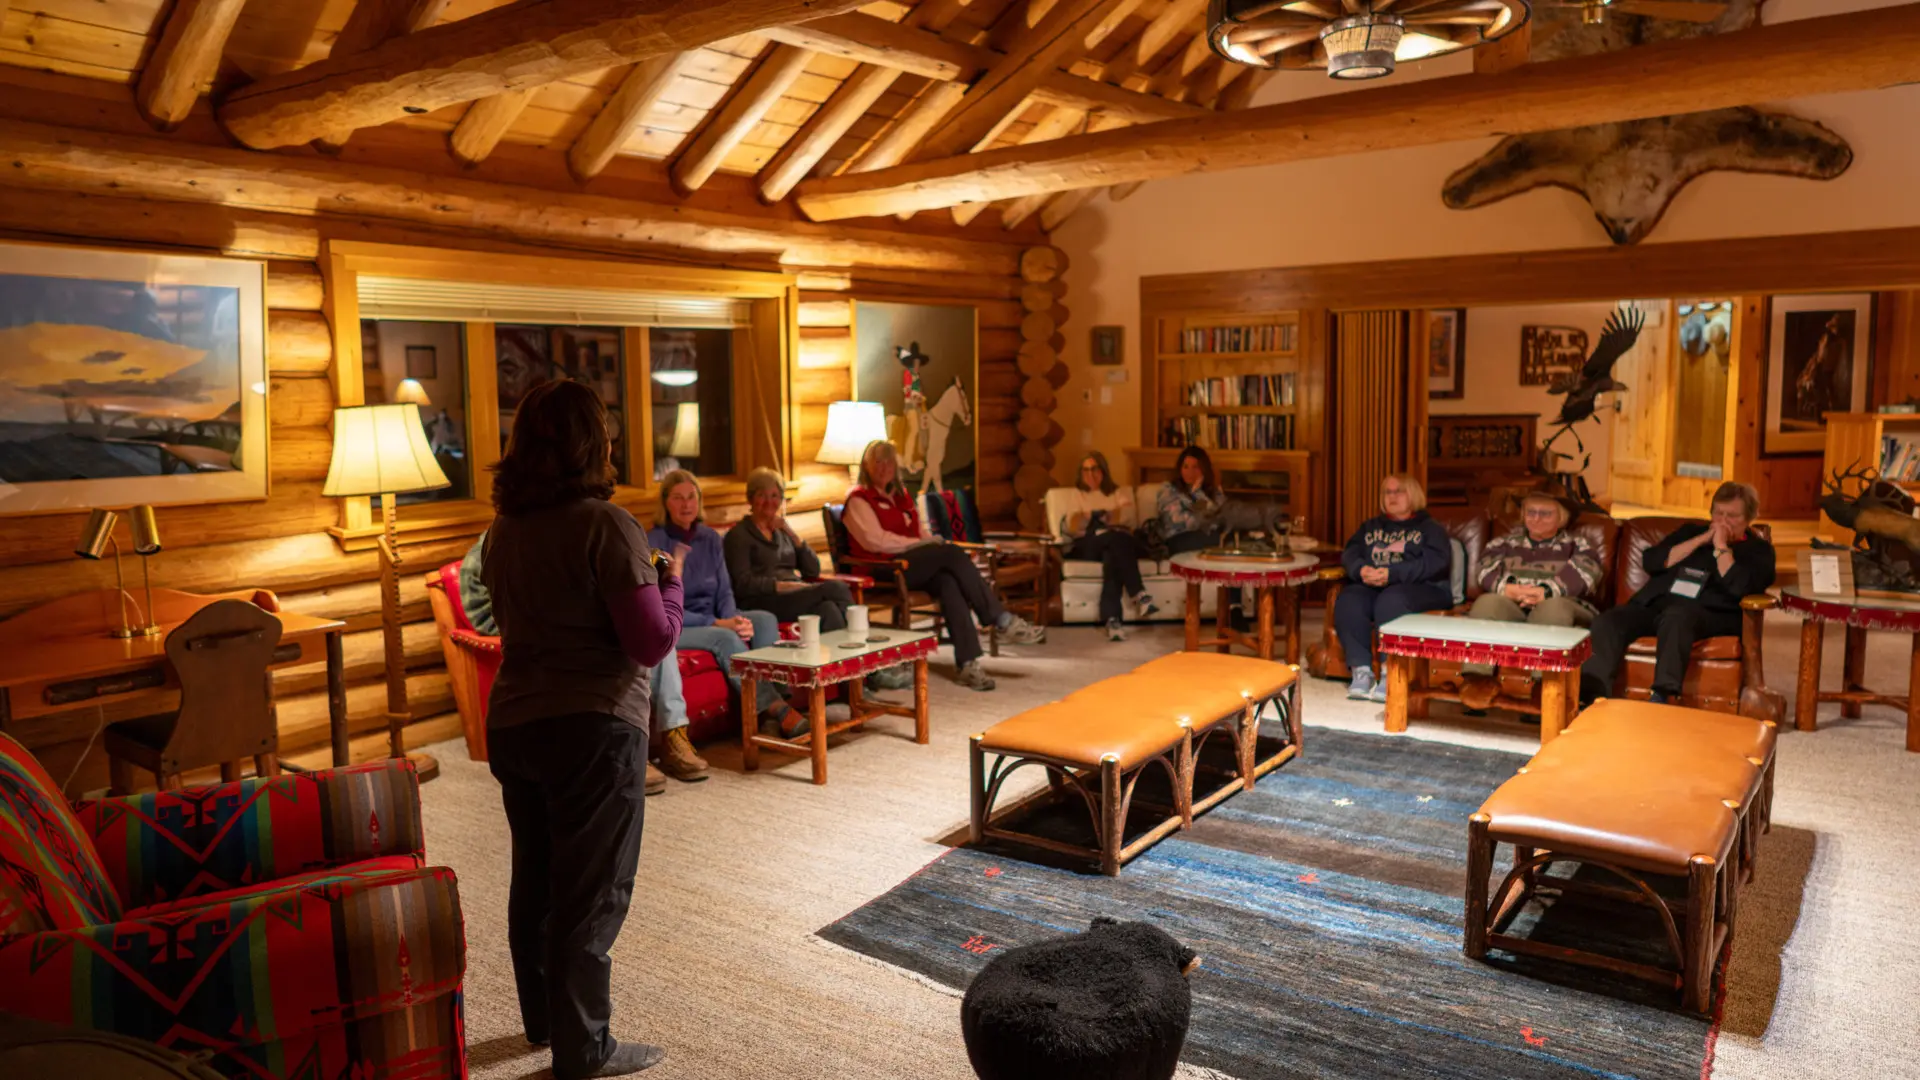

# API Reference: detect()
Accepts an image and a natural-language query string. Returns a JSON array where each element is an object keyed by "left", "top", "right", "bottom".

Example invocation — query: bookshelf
[
  {"left": 1820, "top": 411, "right": 1920, "bottom": 543},
  {"left": 1150, "top": 310, "right": 1304, "bottom": 453}
]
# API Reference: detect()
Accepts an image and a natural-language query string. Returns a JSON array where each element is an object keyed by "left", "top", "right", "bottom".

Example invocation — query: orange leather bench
[
  {"left": 1465, "top": 699, "right": 1774, "bottom": 1014},
  {"left": 970, "top": 654, "right": 1300, "bottom": 875}
]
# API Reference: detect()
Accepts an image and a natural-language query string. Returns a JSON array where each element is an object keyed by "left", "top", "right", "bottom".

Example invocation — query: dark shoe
[
  {"left": 865, "top": 664, "right": 913, "bottom": 691},
  {"left": 1647, "top": 691, "right": 1671, "bottom": 705},
  {"left": 655, "top": 727, "right": 709, "bottom": 782},
  {"left": 528, "top": 1033, "right": 551, "bottom": 1048},
  {"left": 587, "top": 1041, "right": 666, "bottom": 1077},
  {"left": 644, "top": 762, "right": 666, "bottom": 797},
  {"left": 956, "top": 660, "right": 997, "bottom": 691},
  {"left": 1458, "top": 675, "right": 1500, "bottom": 711}
]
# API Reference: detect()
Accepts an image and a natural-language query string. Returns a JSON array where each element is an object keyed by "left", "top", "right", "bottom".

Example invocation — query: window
[
  {"left": 649, "top": 327, "right": 733, "bottom": 480},
  {"left": 359, "top": 319, "right": 471, "bottom": 506},
  {"left": 495, "top": 324, "right": 629, "bottom": 481}
]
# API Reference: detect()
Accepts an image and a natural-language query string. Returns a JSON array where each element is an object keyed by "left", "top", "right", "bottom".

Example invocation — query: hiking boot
[
  {"left": 1106, "top": 618, "right": 1128, "bottom": 642},
  {"left": 644, "top": 762, "right": 666, "bottom": 796},
  {"left": 1347, "top": 668, "right": 1376, "bottom": 701},
  {"left": 955, "top": 660, "right": 997, "bottom": 691},
  {"left": 1458, "top": 675, "right": 1500, "bottom": 711},
  {"left": 997, "top": 615, "right": 1046, "bottom": 646},
  {"left": 656, "top": 727, "right": 709, "bottom": 782},
  {"left": 865, "top": 665, "right": 914, "bottom": 691}
]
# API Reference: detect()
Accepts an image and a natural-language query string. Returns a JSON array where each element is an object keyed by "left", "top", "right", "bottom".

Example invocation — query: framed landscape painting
[
  {"left": 1764, "top": 292, "right": 1873, "bottom": 455},
  {"left": 0, "top": 241, "right": 268, "bottom": 513}
]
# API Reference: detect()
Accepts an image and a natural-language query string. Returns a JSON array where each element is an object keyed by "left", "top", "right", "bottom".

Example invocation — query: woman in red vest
[{"left": 842, "top": 440, "right": 1045, "bottom": 691}]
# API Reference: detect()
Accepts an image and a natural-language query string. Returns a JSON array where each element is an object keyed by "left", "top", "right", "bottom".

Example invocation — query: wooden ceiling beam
[
  {"left": 796, "top": 3, "right": 1920, "bottom": 220},
  {"left": 316, "top": 0, "right": 452, "bottom": 148},
  {"left": 757, "top": 63, "right": 902, "bottom": 201},
  {"left": 136, "top": 0, "right": 250, "bottom": 130},
  {"left": 217, "top": 0, "right": 870, "bottom": 150},
  {"left": 672, "top": 44, "right": 816, "bottom": 193},
  {"left": 448, "top": 87, "right": 538, "bottom": 165},
  {"left": 979, "top": 106, "right": 1091, "bottom": 227},
  {"left": 568, "top": 53, "right": 691, "bottom": 182}
]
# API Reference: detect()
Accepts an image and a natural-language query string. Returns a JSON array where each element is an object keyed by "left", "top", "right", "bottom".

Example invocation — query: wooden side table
[
  {"left": 734, "top": 629, "right": 938, "bottom": 785},
  {"left": 1778, "top": 586, "right": 1920, "bottom": 752},
  {"left": 1169, "top": 551, "right": 1320, "bottom": 664},
  {"left": 1377, "top": 614, "right": 1592, "bottom": 744}
]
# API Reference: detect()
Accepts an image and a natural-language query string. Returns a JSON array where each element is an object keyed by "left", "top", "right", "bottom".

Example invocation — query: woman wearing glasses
[{"left": 1457, "top": 485, "right": 1605, "bottom": 708}]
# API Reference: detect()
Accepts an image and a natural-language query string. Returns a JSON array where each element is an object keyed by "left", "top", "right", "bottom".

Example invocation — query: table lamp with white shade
[
  {"left": 816, "top": 401, "right": 888, "bottom": 483},
  {"left": 668, "top": 401, "right": 701, "bottom": 459},
  {"left": 322, "top": 403, "right": 449, "bottom": 766},
  {"left": 391, "top": 378, "right": 431, "bottom": 406}
]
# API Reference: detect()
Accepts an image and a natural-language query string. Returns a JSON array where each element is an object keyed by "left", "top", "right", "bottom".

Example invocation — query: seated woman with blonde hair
[
  {"left": 1334, "top": 473, "right": 1452, "bottom": 703},
  {"left": 841, "top": 440, "right": 1044, "bottom": 691}
]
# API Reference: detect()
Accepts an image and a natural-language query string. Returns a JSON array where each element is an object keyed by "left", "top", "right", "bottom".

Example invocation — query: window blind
[{"left": 356, "top": 276, "right": 754, "bottom": 328}]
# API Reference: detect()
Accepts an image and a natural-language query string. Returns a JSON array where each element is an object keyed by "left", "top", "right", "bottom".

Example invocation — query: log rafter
[
  {"left": 568, "top": 52, "right": 692, "bottom": 182},
  {"left": 795, "top": 4, "right": 1920, "bottom": 221},
  {"left": 672, "top": 43, "right": 816, "bottom": 193},
  {"left": 136, "top": 0, "right": 250, "bottom": 130}
]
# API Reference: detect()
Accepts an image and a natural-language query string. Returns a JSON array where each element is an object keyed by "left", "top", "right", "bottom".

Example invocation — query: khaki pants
[{"left": 1462, "top": 592, "right": 1593, "bottom": 676}]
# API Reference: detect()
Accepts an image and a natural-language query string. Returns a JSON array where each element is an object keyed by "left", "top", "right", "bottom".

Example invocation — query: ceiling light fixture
[
  {"left": 1207, "top": 0, "right": 1531, "bottom": 80},
  {"left": 651, "top": 370, "right": 698, "bottom": 387}
]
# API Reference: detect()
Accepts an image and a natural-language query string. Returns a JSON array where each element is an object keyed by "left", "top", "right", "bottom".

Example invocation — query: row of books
[
  {"left": 1184, "top": 373, "right": 1296, "bottom": 408},
  {"left": 1879, "top": 436, "right": 1920, "bottom": 482},
  {"left": 1178, "top": 324, "right": 1295, "bottom": 354},
  {"left": 1163, "top": 414, "right": 1294, "bottom": 451}
]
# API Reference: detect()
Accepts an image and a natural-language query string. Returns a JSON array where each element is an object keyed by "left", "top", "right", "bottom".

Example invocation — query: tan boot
[
  {"left": 656, "top": 727, "right": 710, "bottom": 782},
  {"left": 645, "top": 762, "right": 667, "bottom": 796}
]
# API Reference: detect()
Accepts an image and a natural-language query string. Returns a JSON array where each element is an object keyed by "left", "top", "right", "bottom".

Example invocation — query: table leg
[
  {"left": 1795, "top": 618, "right": 1823, "bottom": 733},
  {"left": 1282, "top": 585, "right": 1302, "bottom": 666},
  {"left": 1843, "top": 625, "right": 1867, "bottom": 719},
  {"left": 1539, "top": 669, "right": 1570, "bottom": 746},
  {"left": 914, "top": 657, "right": 930, "bottom": 745},
  {"left": 1215, "top": 586, "right": 1231, "bottom": 654},
  {"left": 1256, "top": 587, "right": 1275, "bottom": 661},
  {"left": 1184, "top": 581, "right": 1200, "bottom": 652},
  {"left": 1384, "top": 654, "right": 1411, "bottom": 733},
  {"left": 847, "top": 674, "right": 865, "bottom": 730},
  {"left": 809, "top": 685, "right": 828, "bottom": 786},
  {"left": 1908, "top": 633, "right": 1920, "bottom": 753},
  {"left": 326, "top": 630, "right": 348, "bottom": 768},
  {"left": 741, "top": 673, "right": 760, "bottom": 772}
]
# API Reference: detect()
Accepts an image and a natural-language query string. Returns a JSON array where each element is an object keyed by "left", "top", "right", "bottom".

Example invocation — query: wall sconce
[{"left": 74, "top": 506, "right": 163, "bottom": 638}]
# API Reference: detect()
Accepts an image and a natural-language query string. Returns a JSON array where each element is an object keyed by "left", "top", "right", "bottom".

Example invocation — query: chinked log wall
[{"left": 0, "top": 152, "right": 1047, "bottom": 796}]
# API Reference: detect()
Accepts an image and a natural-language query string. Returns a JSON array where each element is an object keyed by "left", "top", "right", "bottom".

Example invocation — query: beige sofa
[{"left": 1042, "top": 482, "right": 1218, "bottom": 624}]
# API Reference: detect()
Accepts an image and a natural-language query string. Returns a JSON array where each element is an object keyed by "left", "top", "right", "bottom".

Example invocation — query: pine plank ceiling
[{"left": 0, "top": 0, "right": 1262, "bottom": 232}]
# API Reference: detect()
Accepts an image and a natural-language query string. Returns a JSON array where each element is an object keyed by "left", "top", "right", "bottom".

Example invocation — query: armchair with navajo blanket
[{"left": 0, "top": 732, "right": 466, "bottom": 1080}]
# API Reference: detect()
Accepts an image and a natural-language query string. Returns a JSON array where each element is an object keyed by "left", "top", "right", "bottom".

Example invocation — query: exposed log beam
[
  {"left": 136, "top": 0, "right": 250, "bottom": 130},
  {"left": 448, "top": 87, "right": 538, "bottom": 165},
  {"left": 796, "top": 4, "right": 1920, "bottom": 220},
  {"left": 1037, "top": 186, "right": 1098, "bottom": 231},
  {"left": 1132, "top": 0, "right": 1207, "bottom": 70},
  {"left": 762, "top": 11, "right": 1203, "bottom": 125},
  {"left": 757, "top": 64, "right": 901, "bottom": 201},
  {"left": 331, "top": 0, "right": 452, "bottom": 59},
  {"left": 848, "top": 82, "right": 969, "bottom": 174},
  {"left": 1473, "top": 18, "right": 1530, "bottom": 73},
  {"left": 982, "top": 107, "right": 1091, "bottom": 228},
  {"left": 218, "top": 0, "right": 870, "bottom": 150},
  {"left": 0, "top": 118, "right": 1025, "bottom": 276},
  {"left": 672, "top": 44, "right": 815, "bottom": 193},
  {"left": 567, "top": 52, "right": 689, "bottom": 182}
]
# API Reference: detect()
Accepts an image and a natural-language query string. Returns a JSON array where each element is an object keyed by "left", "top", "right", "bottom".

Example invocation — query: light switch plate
[
  {"left": 1080, "top": 428, "right": 1093, "bottom": 446},
  {"left": 1106, "top": 369, "right": 1128, "bottom": 384},
  {"left": 1099, "top": 386, "right": 1113, "bottom": 404}
]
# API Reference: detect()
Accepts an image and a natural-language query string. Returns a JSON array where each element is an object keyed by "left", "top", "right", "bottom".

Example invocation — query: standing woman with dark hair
[
  {"left": 1156, "top": 446, "right": 1224, "bottom": 555},
  {"left": 481, "top": 380, "right": 681, "bottom": 1079},
  {"left": 1058, "top": 451, "right": 1160, "bottom": 640}
]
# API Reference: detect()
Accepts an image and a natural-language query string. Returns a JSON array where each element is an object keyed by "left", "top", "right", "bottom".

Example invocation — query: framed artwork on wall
[
  {"left": 0, "top": 240, "right": 268, "bottom": 513},
  {"left": 1764, "top": 292, "right": 1874, "bottom": 455},
  {"left": 405, "top": 344, "right": 437, "bottom": 379},
  {"left": 1519, "top": 325, "right": 1589, "bottom": 386},
  {"left": 854, "top": 301, "right": 978, "bottom": 496},
  {"left": 1090, "top": 325, "right": 1124, "bottom": 365},
  {"left": 1427, "top": 308, "right": 1466, "bottom": 399}
]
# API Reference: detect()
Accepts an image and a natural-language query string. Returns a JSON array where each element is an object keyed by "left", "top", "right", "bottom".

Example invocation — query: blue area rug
[{"left": 818, "top": 727, "right": 1718, "bottom": 1080}]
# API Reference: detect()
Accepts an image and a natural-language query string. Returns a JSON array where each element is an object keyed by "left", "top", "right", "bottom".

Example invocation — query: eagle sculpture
[
  {"left": 1441, "top": 0, "right": 1853, "bottom": 244},
  {"left": 1540, "top": 306, "right": 1645, "bottom": 511}
]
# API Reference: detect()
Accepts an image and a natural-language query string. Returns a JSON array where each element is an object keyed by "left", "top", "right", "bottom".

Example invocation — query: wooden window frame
[{"left": 322, "top": 241, "right": 798, "bottom": 551}]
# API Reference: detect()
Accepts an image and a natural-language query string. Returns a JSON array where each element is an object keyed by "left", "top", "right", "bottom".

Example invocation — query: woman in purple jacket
[
  {"left": 480, "top": 380, "right": 681, "bottom": 1079},
  {"left": 1333, "top": 473, "right": 1453, "bottom": 703}
]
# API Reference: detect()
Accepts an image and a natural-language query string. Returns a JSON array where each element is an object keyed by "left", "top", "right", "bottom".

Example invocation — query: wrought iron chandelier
[{"left": 1207, "top": 0, "right": 1532, "bottom": 80}]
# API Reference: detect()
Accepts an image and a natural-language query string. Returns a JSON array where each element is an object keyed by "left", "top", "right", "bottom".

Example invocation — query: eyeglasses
[{"left": 1522, "top": 508, "right": 1560, "bottom": 519}]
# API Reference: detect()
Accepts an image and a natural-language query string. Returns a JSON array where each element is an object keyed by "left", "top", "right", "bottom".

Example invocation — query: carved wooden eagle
[{"left": 1441, "top": 0, "right": 1853, "bottom": 244}]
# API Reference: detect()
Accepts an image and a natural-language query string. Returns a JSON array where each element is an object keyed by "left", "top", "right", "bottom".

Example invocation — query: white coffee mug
[
  {"left": 797, "top": 614, "right": 822, "bottom": 647},
  {"left": 845, "top": 604, "right": 870, "bottom": 644}
]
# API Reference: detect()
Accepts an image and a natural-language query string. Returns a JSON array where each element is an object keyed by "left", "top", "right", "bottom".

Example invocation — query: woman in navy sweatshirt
[{"left": 1334, "top": 473, "right": 1453, "bottom": 702}]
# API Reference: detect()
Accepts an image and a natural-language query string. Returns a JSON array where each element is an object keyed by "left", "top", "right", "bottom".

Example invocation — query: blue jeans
[
  {"left": 677, "top": 612, "right": 782, "bottom": 715},
  {"left": 651, "top": 650, "right": 688, "bottom": 734}
]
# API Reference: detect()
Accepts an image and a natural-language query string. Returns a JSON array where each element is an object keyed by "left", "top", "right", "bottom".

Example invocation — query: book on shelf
[
  {"left": 1162, "top": 414, "right": 1292, "bottom": 451},
  {"left": 1178, "top": 323, "right": 1297, "bottom": 354},
  {"left": 1880, "top": 435, "right": 1920, "bottom": 483},
  {"left": 1182, "top": 372, "right": 1296, "bottom": 407}
]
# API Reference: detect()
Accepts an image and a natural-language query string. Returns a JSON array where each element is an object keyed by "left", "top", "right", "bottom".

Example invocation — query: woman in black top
[
  {"left": 1579, "top": 481, "right": 1774, "bottom": 705},
  {"left": 480, "top": 381, "right": 682, "bottom": 1079},
  {"left": 724, "top": 467, "right": 853, "bottom": 629}
]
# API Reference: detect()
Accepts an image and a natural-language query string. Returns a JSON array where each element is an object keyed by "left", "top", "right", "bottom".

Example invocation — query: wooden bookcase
[{"left": 1821, "top": 411, "right": 1920, "bottom": 542}]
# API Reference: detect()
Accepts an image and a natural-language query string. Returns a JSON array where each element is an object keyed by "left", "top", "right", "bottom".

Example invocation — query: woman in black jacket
[
  {"left": 1333, "top": 473, "right": 1453, "bottom": 702},
  {"left": 1580, "top": 482, "right": 1773, "bottom": 705}
]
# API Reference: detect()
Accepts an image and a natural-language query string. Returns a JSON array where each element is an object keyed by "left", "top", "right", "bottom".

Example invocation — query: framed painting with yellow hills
[{"left": 0, "top": 240, "right": 268, "bottom": 514}]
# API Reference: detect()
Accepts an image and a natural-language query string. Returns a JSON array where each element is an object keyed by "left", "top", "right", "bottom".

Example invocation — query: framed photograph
[
  {"left": 1519, "top": 325, "right": 1589, "bottom": 387},
  {"left": 0, "top": 240, "right": 268, "bottom": 514},
  {"left": 1427, "top": 308, "right": 1465, "bottom": 399},
  {"left": 854, "top": 301, "right": 979, "bottom": 496},
  {"left": 1090, "top": 324, "right": 1124, "bottom": 365},
  {"left": 1765, "top": 293, "right": 1874, "bottom": 455},
  {"left": 405, "top": 343, "right": 437, "bottom": 379}
]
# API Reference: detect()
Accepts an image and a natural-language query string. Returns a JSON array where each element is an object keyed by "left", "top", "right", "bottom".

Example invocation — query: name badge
[{"left": 1671, "top": 567, "right": 1708, "bottom": 599}]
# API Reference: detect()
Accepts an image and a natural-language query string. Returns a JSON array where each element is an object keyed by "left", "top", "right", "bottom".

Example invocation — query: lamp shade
[
  {"left": 816, "top": 401, "right": 888, "bottom": 466},
  {"left": 322, "top": 404, "right": 451, "bottom": 498},
  {"left": 392, "top": 378, "right": 431, "bottom": 405},
  {"left": 668, "top": 401, "right": 701, "bottom": 458},
  {"left": 75, "top": 508, "right": 119, "bottom": 559},
  {"left": 128, "top": 504, "right": 162, "bottom": 555}
]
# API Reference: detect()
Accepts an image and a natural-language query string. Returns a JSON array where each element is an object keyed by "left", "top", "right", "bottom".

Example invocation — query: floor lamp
[{"left": 322, "top": 403, "right": 449, "bottom": 770}]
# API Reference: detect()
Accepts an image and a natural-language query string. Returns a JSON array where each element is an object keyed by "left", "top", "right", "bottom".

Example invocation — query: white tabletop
[
  {"left": 734, "top": 629, "right": 936, "bottom": 670},
  {"left": 1169, "top": 551, "right": 1319, "bottom": 576},
  {"left": 1377, "top": 613, "right": 1591, "bottom": 651}
]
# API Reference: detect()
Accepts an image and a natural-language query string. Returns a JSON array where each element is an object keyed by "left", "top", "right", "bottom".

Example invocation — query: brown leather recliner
[
  {"left": 1611, "top": 516, "right": 1782, "bottom": 722},
  {"left": 1306, "top": 506, "right": 1492, "bottom": 680}
]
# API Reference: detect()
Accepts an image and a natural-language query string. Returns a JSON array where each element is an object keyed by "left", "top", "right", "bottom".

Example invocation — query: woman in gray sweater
[{"left": 724, "top": 468, "right": 854, "bottom": 629}]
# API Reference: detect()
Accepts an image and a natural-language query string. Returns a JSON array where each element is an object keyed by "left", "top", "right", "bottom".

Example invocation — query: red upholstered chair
[
  {"left": 1610, "top": 516, "right": 1782, "bottom": 721},
  {"left": 0, "top": 735, "right": 466, "bottom": 1080}
]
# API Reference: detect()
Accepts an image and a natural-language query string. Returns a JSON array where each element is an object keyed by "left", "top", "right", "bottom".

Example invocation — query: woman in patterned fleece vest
[{"left": 1458, "top": 489, "right": 1604, "bottom": 684}]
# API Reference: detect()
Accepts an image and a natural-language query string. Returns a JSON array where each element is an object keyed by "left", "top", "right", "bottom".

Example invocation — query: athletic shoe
[
  {"left": 1133, "top": 592, "right": 1161, "bottom": 620},
  {"left": 587, "top": 1042, "right": 666, "bottom": 1076},
  {"left": 1369, "top": 677, "right": 1389, "bottom": 704},
  {"left": 865, "top": 665, "right": 914, "bottom": 691},
  {"left": 998, "top": 615, "right": 1046, "bottom": 645},
  {"left": 1347, "top": 668, "right": 1376, "bottom": 701},
  {"left": 956, "top": 661, "right": 997, "bottom": 691},
  {"left": 1106, "top": 618, "right": 1128, "bottom": 642}
]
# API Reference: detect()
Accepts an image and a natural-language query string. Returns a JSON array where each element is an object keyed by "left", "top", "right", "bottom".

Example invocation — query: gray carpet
[{"left": 417, "top": 611, "right": 1920, "bottom": 1080}]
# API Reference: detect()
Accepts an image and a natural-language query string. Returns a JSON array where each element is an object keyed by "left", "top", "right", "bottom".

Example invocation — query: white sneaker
[
  {"left": 1106, "top": 618, "right": 1128, "bottom": 642},
  {"left": 1133, "top": 592, "right": 1161, "bottom": 620}
]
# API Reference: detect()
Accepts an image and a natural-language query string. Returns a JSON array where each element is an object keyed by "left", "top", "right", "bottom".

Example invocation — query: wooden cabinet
[
  {"left": 1428, "top": 413, "right": 1537, "bottom": 508},
  {"left": 1820, "top": 411, "right": 1920, "bottom": 542}
]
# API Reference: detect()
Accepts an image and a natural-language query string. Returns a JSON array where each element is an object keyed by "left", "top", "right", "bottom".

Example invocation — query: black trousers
[
  {"left": 1068, "top": 530, "right": 1147, "bottom": 623},
  {"left": 1164, "top": 527, "right": 1218, "bottom": 555},
  {"left": 1580, "top": 600, "right": 1743, "bottom": 702},
  {"left": 738, "top": 580, "right": 854, "bottom": 631},
  {"left": 903, "top": 542, "right": 1006, "bottom": 667},
  {"left": 1332, "top": 580, "right": 1452, "bottom": 671},
  {"left": 489, "top": 713, "right": 648, "bottom": 1080}
]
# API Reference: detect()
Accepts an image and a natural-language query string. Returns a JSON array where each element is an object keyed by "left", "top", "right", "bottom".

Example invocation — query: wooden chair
[
  {"left": 922, "top": 487, "right": 1058, "bottom": 636},
  {"left": 822, "top": 503, "right": 947, "bottom": 641},
  {"left": 105, "top": 600, "right": 284, "bottom": 794}
]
